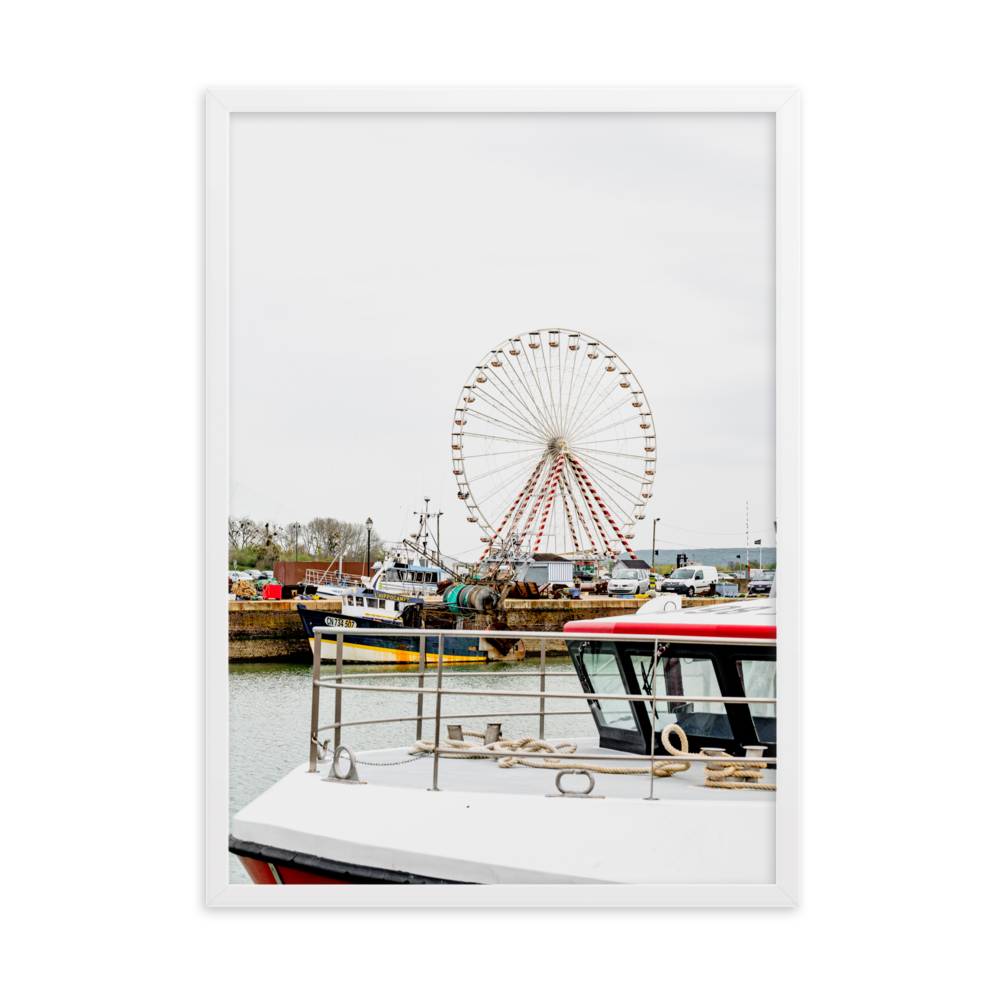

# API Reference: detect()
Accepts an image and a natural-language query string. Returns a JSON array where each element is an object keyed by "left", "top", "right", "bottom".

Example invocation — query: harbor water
[{"left": 229, "top": 657, "right": 596, "bottom": 884}]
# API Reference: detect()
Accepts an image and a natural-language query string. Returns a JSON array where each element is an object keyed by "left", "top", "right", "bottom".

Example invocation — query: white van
[
  {"left": 659, "top": 564, "right": 719, "bottom": 597},
  {"left": 607, "top": 565, "right": 651, "bottom": 597}
]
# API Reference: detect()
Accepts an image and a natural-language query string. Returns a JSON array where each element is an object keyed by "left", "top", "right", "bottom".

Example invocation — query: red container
[{"left": 263, "top": 583, "right": 282, "bottom": 600}]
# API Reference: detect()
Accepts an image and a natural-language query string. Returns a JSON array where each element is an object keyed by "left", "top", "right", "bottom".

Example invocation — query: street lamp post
[
  {"left": 651, "top": 517, "right": 661, "bottom": 574},
  {"left": 282, "top": 521, "right": 302, "bottom": 583},
  {"left": 365, "top": 517, "right": 373, "bottom": 578}
]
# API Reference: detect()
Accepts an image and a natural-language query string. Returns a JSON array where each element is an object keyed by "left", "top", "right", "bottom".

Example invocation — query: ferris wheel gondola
[{"left": 452, "top": 329, "right": 656, "bottom": 569}]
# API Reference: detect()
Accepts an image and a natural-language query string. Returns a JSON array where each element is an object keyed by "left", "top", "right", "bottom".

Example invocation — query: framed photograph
[{"left": 206, "top": 87, "right": 800, "bottom": 907}]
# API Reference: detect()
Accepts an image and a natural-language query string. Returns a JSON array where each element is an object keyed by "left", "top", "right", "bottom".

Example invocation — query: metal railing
[
  {"left": 304, "top": 569, "right": 363, "bottom": 587},
  {"left": 307, "top": 626, "right": 777, "bottom": 799}
]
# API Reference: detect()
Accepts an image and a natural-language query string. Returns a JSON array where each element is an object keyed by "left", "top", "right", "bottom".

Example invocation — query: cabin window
[
  {"left": 694, "top": 570, "right": 704, "bottom": 580},
  {"left": 377, "top": 599, "right": 385, "bottom": 609},
  {"left": 578, "top": 642, "right": 637, "bottom": 732},
  {"left": 736, "top": 658, "right": 776, "bottom": 743},
  {"left": 628, "top": 651, "right": 733, "bottom": 742}
]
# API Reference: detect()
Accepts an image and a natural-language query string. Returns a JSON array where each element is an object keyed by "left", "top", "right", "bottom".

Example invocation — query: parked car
[
  {"left": 607, "top": 566, "right": 650, "bottom": 597},
  {"left": 659, "top": 565, "right": 719, "bottom": 597},
  {"left": 748, "top": 570, "right": 775, "bottom": 596}
]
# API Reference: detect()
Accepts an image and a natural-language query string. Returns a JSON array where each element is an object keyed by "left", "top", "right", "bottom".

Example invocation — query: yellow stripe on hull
[{"left": 309, "top": 636, "right": 485, "bottom": 664}]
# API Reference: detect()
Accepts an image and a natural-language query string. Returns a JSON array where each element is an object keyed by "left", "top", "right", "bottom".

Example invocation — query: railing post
[
  {"left": 308, "top": 626, "right": 323, "bottom": 772},
  {"left": 539, "top": 637, "right": 546, "bottom": 740},
  {"left": 645, "top": 639, "right": 659, "bottom": 800},
  {"left": 334, "top": 632, "right": 344, "bottom": 750},
  {"left": 430, "top": 632, "right": 444, "bottom": 791},
  {"left": 416, "top": 634, "right": 426, "bottom": 741}
]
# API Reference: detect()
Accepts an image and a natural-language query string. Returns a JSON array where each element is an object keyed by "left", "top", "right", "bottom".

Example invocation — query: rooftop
[{"left": 615, "top": 558, "right": 651, "bottom": 570}]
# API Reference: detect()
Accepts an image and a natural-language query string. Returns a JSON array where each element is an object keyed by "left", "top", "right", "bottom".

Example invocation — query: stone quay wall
[
  {"left": 229, "top": 600, "right": 342, "bottom": 662},
  {"left": 227, "top": 596, "right": 746, "bottom": 662}
]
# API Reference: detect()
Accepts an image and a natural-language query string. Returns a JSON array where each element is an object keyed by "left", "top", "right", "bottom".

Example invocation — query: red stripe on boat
[
  {"left": 236, "top": 855, "right": 279, "bottom": 884},
  {"left": 563, "top": 619, "right": 776, "bottom": 640},
  {"left": 236, "top": 854, "right": 355, "bottom": 885}
]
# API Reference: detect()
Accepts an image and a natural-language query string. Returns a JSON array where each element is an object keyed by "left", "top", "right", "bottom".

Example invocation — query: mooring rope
[
  {"left": 700, "top": 759, "right": 776, "bottom": 790},
  {"left": 661, "top": 726, "right": 776, "bottom": 790},
  {"left": 408, "top": 727, "right": 691, "bottom": 777},
  {"left": 407, "top": 724, "right": 776, "bottom": 788}
]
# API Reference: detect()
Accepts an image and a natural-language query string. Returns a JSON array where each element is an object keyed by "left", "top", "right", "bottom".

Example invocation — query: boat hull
[
  {"left": 307, "top": 634, "right": 487, "bottom": 664},
  {"left": 231, "top": 835, "right": 469, "bottom": 884},
  {"left": 298, "top": 605, "right": 488, "bottom": 663}
]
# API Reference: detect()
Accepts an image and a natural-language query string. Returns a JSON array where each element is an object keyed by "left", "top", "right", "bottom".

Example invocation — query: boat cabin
[
  {"left": 340, "top": 591, "right": 418, "bottom": 619},
  {"left": 563, "top": 600, "right": 777, "bottom": 758},
  {"left": 378, "top": 565, "right": 442, "bottom": 587}
]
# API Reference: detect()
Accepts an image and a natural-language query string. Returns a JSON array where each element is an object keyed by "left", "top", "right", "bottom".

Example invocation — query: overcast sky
[{"left": 230, "top": 112, "right": 775, "bottom": 559}]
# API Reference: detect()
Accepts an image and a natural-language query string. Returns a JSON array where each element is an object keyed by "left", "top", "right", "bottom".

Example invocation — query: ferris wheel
[{"left": 452, "top": 329, "right": 656, "bottom": 567}]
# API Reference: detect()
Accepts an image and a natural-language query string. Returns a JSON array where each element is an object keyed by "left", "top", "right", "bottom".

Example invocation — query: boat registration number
[{"left": 323, "top": 616, "right": 356, "bottom": 628}]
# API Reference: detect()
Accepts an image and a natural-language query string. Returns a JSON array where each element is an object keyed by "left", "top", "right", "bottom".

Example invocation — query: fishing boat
[
  {"left": 314, "top": 545, "right": 446, "bottom": 601},
  {"left": 232, "top": 595, "right": 778, "bottom": 884},
  {"left": 298, "top": 575, "right": 523, "bottom": 665}
]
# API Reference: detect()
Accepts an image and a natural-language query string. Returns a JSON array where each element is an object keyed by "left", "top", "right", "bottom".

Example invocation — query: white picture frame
[{"left": 206, "top": 87, "right": 800, "bottom": 907}]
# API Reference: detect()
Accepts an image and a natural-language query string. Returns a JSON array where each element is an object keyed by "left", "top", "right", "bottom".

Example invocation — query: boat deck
[{"left": 230, "top": 739, "right": 776, "bottom": 884}]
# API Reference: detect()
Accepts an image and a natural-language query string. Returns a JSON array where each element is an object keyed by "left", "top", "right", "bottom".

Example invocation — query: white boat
[
  {"left": 315, "top": 545, "right": 446, "bottom": 601},
  {"left": 231, "top": 597, "right": 777, "bottom": 884}
]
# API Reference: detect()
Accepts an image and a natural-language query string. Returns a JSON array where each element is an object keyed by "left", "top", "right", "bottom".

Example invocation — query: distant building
[
  {"left": 613, "top": 557, "right": 651, "bottom": 575},
  {"left": 516, "top": 553, "right": 575, "bottom": 585}
]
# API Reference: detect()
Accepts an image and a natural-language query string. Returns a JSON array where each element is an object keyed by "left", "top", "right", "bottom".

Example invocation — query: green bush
[{"left": 233, "top": 546, "right": 260, "bottom": 570}]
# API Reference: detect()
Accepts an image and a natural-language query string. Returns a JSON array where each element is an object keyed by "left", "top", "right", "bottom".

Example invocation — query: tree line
[{"left": 228, "top": 516, "right": 387, "bottom": 570}]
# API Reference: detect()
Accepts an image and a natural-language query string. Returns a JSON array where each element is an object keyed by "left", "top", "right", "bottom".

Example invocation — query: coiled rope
[
  {"left": 660, "top": 725, "right": 778, "bottom": 792},
  {"left": 408, "top": 725, "right": 776, "bottom": 789},
  {"left": 700, "top": 758, "right": 775, "bottom": 790},
  {"left": 408, "top": 726, "right": 691, "bottom": 778}
]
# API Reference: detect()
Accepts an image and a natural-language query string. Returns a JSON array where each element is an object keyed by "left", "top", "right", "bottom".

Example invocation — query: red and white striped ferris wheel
[{"left": 452, "top": 329, "right": 656, "bottom": 568}]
